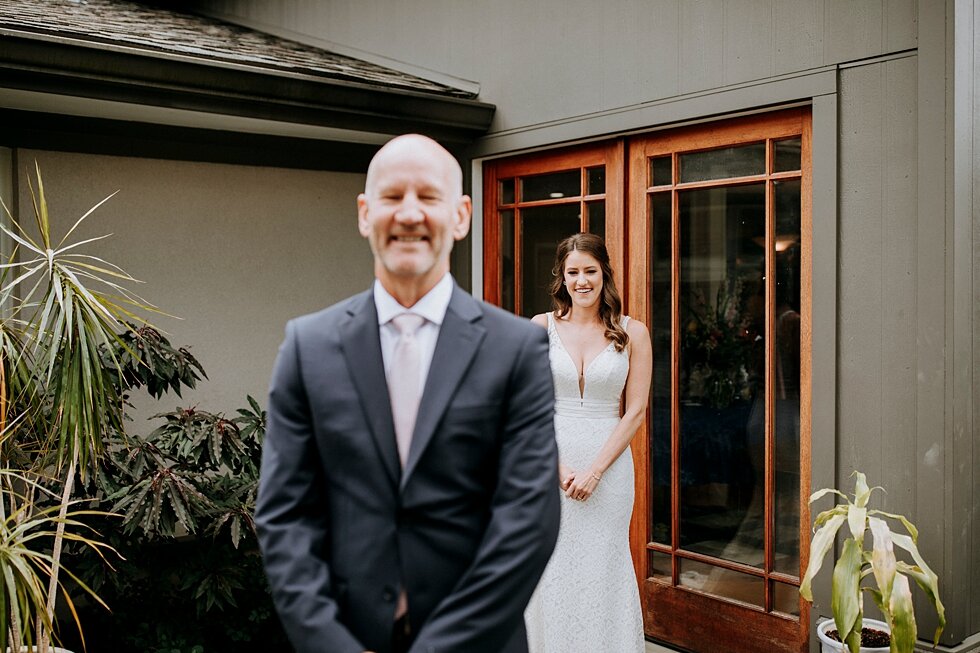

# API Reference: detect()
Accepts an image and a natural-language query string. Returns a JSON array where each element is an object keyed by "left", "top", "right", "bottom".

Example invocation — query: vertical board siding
[
  {"left": 838, "top": 56, "right": 919, "bottom": 515},
  {"left": 773, "top": 0, "right": 825, "bottom": 76},
  {"left": 838, "top": 63, "right": 885, "bottom": 486},
  {"left": 883, "top": 0, "right": 917, "bottom": 52},
  {"left": 678, "top": 0, "right": 725, "bottom": 95},
  {"left": 837, "top": 56, "right": 920, "bottom": 520},
  {"left": 630, "top": 0, "right": 681, "bottom": 106},
  {"left": 915, "top": 0, "right": 952, "bottom": 642},
  {"left": 824, "top": 0, "right": 883, "bottom": 64},
  {"left": 197, "top": 0, "right": 913, "bottom": 137},
  {"left": 878, "top": 56, "right": 918, "bottom": 513},
  {"left": 970, "top": 0, "right": 980, "bottom": 636},
  {"left": 722, "top": 0, "right": 772, "bottom": 85}
]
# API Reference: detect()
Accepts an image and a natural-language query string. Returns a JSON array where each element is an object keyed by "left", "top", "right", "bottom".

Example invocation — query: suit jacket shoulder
[{"left": 289, "top": 290, "right": 371, "bottom": 335}]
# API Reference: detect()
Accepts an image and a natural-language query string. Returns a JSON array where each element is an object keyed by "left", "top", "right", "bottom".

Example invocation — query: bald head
[
  {"left": 356, "top": 133, "right": 472, "bottom": 306},
  {"left": 364, "top": 134, "right": 463, "bottom": 201}
]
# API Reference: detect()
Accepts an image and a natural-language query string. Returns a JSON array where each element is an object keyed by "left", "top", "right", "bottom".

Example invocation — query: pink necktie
[{"left": 389, "top": 313, "right": 425, "bottom": 467}]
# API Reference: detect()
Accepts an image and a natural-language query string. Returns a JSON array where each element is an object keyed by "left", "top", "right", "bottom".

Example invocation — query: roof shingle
[{"left": 0, "top": 0, "right": 475, "bottom": 98}]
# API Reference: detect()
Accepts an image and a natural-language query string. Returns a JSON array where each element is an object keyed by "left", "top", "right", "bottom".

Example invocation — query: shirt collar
[{"left": 374, "top": 273, "right": 453, "bottom": 327}]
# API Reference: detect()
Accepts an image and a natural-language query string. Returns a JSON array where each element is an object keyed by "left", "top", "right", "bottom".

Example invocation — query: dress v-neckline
[{"left": 549, "top": 314, "right": 613, "bottom": 399}]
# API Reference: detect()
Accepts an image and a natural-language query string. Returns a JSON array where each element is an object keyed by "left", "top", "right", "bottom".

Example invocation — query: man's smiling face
[{"left": 357, "top": 136, "right": 470, "bottom": 298}]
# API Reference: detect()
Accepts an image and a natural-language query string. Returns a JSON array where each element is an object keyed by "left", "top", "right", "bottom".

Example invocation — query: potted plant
[
  {"left": 0, "top": 164, "right": 156, "bottom": 651},
  {"left": 800, "top": 472, "right": 946, "bottom": 653}
]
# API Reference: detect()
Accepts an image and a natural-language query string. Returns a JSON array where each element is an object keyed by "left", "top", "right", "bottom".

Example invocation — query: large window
[{"left": 482, "top": 142, "right": 623, "bottom": 317}]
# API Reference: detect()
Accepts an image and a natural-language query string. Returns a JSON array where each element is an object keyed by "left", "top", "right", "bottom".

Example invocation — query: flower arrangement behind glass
[{"left": 682, "top": 277, "right": 760, "bottom": 408}]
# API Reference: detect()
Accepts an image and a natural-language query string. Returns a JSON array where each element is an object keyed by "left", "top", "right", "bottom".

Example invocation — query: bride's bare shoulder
[{"left": 530, "top": 313, "right": 550, "bottom": 329}]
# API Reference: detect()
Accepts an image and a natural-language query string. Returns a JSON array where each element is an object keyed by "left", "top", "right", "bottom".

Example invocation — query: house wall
[
  {"left": 191, "top": 0, "right": 976, "bottom": 648},
  {"left": 197, "top": 0, "right": 915, "bottom": 140},
  {"left": 13, "top": 150, "right": 371, "bottom": 422},
  {"left": 836, "top": 54, "right": 918, "bottom": 545}
]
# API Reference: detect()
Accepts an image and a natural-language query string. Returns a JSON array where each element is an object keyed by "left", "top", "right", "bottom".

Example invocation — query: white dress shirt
[{"left": 374, "top": 273, "right": 453, "bottom": 393}]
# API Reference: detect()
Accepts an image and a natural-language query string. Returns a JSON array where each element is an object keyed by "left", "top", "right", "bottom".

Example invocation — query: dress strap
[{"left": 620, "top": 315, "right": 631, "bottom": 354}]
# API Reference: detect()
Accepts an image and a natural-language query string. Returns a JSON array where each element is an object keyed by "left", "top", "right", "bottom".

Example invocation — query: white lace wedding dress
[{"left": 525, "top": 313, "right": 644, "bottom": 653}]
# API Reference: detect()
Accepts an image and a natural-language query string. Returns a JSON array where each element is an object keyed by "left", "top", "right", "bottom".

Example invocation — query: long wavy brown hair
[{"left": 549, "top": 233, "right": 629, "bottom": 351}]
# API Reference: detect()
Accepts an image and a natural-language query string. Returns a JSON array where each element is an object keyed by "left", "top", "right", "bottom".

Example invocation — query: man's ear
[
  {"left": 356, "top": 193, "right": 371, "bottom": 237},
  {"left": 453, "top": 195, "right": 472, "bottom": 241}
]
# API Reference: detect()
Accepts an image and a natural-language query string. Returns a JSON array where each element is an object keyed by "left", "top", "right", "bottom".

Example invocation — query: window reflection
[
  {"left": 500, "top": 210, "right": 515, "bottom": 313},
  {"left": 680, "top": 143, "right": 765, "bottom": 183},
  {"left": 649, "top": 192, "right": 672, "bottom": 546},
  {"left": 773, "top": 179, "right": 802, "bottom": 577},
  {"left": 520, "top": 204, "right": 581, "bottom": 317},
  {"left": 521, "top": 170, "right": 580, "bottom": 202},
  {"left": 678, "top": 184, "right": 766, "bottom": 568}
]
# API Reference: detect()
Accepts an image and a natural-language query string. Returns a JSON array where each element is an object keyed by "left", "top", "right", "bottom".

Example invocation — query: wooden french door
[
  {"left": 628, "top": 108, "right": 811, "bottom": 653},
  {"left": 483, "top": 107, "right": 811, "bottom": 653}
]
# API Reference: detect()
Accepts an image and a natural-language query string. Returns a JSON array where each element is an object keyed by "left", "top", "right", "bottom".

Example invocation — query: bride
[{"left": 525, "top": 232, "right": 651, "bottom": 653}]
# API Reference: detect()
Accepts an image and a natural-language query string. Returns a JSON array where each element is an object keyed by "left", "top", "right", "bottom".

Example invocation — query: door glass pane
[
  {"left": 679, "top": 143, "right": 765, "bottom": 183},
  {"left": 773, "top": 581, "right": 801, "bottom": 616},
  {"left": 521, "top": 170, "right": 580, "bottom": 202},
  {"left": 678, "top": 184, "right": 766, "bottom": 568},
  {"left": 678, "top": 558, "right": 764, "bottom": 608},
  {"left": 500, "top": 178, "right": 515, "bottom": 205},
  {"left": 520, "top": 204, "right": 581, "bottom": 317},
  {"left": 650, "top": 156, "right": 672, "bottom": 187},
  {"left": 773, "top": 179, "right": 802, "bottom": 576},
  {"left": 773, "top": 138, "right": 802, "bottom": 173},
  {"left": 586, "top": 166, "right": 605, "bottom": 195},
  {"left": 500, "top": 210, "right": 515, "bottom": 313},
  {"left": 587, "top": 201, "right": 605, "bottom": 239},
  {"left": 648, "top": 549, "right": 672, "bottom": 581},
  {"left": 649, "top": 191, "right": 672, "bottom": 546}
]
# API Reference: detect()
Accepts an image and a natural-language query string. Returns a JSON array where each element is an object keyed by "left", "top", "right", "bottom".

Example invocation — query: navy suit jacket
[{"left": 256, "top": 282, "right": 560, "bottom": 653}]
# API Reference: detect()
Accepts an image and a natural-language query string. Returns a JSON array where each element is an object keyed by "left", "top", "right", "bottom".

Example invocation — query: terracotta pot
[{"left": 816, "top": 618, "right": 890, "bottom": 653}]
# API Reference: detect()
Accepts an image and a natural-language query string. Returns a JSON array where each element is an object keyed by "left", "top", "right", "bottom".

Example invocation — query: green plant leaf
[
  {"left": 813, "top": 504, "right": 849, "bottom": 530},
  {"left": 800, "top": 513, "right": 846, "bottom": 601},
  {"left": 852, "top": 471, "right": 871, "bottom": 508},
  {"left": 809, "top": 487, "right": 849, "bottom": 505},
  {"left": 869, "top": 509, "right": 919, "bottom": 543},
  {"left": 865, "top": 587, "right": 886, "bottom": 614},
  {"left": 888, "top": 574, "right": 916, "bottom": 653},
  {"left": 832, "top": 537, "right": 863, "bottom": 653},
  {"left": 892, "top": 548, "right": 946, "bottom": 645},
  {"left": 847, "top": 504, "right": 867, "bottom": 542},
  {"left": 56, "top": 190, "right": 120, "bottom": 250},
  {"left": 868, "top": 516, "right": 896, "bottom": 604}
]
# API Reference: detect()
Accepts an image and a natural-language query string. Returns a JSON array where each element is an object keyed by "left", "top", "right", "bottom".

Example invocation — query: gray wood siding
[
  {"left": 837, "top": 56, "right": 918, "bottom": 515},
  {"left": 196, "top": 0, "right": 916, "bottom": 135},
  {"left": 969, "top": 0, "right": 980, "bottom": 636}
]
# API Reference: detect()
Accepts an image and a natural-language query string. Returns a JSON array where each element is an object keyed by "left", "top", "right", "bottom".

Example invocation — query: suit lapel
[
  {"left": 401, "top": 285, "right": 486, "bottom": 490},
  {"left": 339, "top": 291, "right": 400, "bottom": 488}
]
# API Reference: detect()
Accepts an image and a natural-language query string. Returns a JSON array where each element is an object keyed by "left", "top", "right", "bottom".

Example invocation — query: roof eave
[{"left": 0, "top": 31, "right": 495, "bottom": 144}]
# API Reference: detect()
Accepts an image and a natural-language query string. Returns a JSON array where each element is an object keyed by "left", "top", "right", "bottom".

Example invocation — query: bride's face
[{"left": 563, "top": 249, "right": 603, "bottom": 310}]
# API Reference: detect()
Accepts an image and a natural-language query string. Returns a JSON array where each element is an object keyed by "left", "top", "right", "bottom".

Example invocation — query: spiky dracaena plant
[
  {"left": 800, "top": 472, "right": 946, "bottom": 653},
  {"left": 0, "top": 470, "right": 113, "bottom": 653},
  {"left": 0, "top": 163, "right": 157, "bottom": 651}
]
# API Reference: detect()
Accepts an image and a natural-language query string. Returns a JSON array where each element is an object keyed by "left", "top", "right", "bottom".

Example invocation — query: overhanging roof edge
[{"left": 0, "top": 30, "right": 495, "bottom": 143}]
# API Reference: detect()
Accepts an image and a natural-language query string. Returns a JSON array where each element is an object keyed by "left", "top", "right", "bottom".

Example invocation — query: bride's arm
[{"left": 564, "top": 319, "right": 652, "bottom": 501}]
